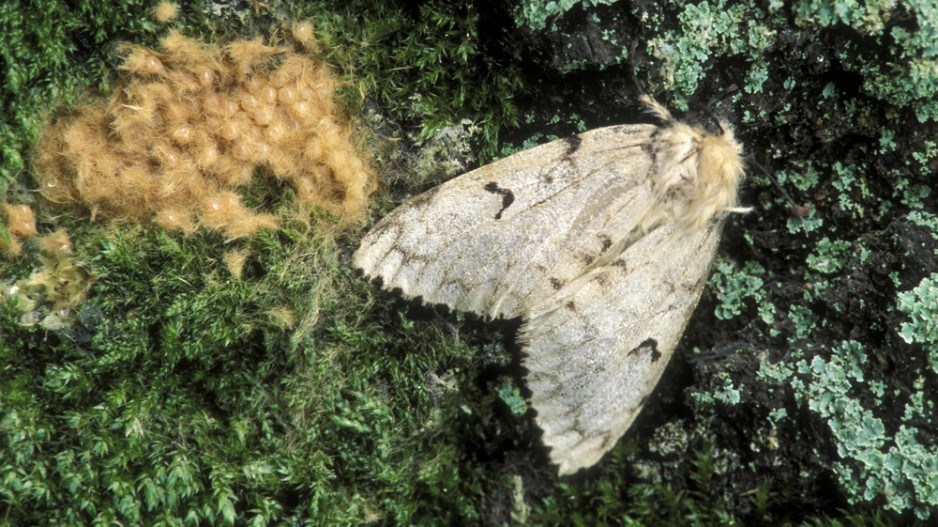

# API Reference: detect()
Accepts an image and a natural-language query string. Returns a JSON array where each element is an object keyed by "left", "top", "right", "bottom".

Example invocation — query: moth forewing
[
  {"left": 353, "top": 100, "right": 746, "bottom": 475},
  {"left": 353, "top": 124, "right": 659, "bottom": 319}
]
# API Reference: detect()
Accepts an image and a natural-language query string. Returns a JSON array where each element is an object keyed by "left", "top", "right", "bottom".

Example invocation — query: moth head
[
  {"left": 649, "top": 117, "right": 746, "bottom": 229},
  {"left": 696, "top": 121, "right": 745, "bottom": 216}
]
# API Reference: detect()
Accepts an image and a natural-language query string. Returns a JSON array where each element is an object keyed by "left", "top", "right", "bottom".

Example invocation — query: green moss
[
  {"left": 0, "top": 3, "right": 522, "bottom": 519},
  {"left": 530, "top": 441, "right": 754, "bottom": 526},
  {"left": 0, "top": 219, "right": 490, "bottom": 525},
  {"left": 309, "top": 1, "right": 524, "bottom": 160},
  {"left": 0, "top": 0, "right": 190, "bottom": 199}
]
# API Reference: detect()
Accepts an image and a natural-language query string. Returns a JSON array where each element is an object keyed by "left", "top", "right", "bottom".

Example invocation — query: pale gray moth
[{"left": 353, "top": 97, "right": 748, "bottom": 474}]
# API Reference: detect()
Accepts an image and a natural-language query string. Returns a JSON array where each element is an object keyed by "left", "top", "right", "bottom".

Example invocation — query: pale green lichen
[
  {"left": 496, "top": 377, "right": 528, "bottom": 416},
  {"left": 646, "top": 0, "right": 937, "bottom": 119},
  {"left": 806, "top": 237, "right": 853, "bottom": 275},
  {"left": 647, "top": 0, "right": 751, "bottom": 110},
  {"left": 830, "top": 162, "right": 873, "bottom": 219},
  {"left": 788, "top": 305, "right": 817, "bottom": 340},
  {"left": 897, "top": 273, "right": 938, "bottom": 375},
  {"left": 767, "top": 407, "right": 787, "bottom": 424},
  {"left": 691, "top": 372, "right": 742, "bottom": 406},
  {"left": 708, "top": 260, "right": 767, "bottom": 321},
  {"left": 796, "top": 0, "right": 938, "bottom": 121},
  {"left": 793, "top": 0, "right": 898, "bottom": 34},
  {"left": 895, "top": 176, "right": 932, "bottom": 209},
  {"left": 911, "top": 140, "right": 938, "bottom": 167},
  {"left": 760, "top": 340, "right": 938, "bottom": 518},
  {"left": 878, "top": 128, "right": 897, "bottom": 153},
  {"left": 787, "top": 206, "right": 825, "bottom": 235},
  {"left": 907, "top": 211, "right": 938, "bottom": 249},
  {"left": 513, "top": 0, "right": 619, "bottom": 31}
]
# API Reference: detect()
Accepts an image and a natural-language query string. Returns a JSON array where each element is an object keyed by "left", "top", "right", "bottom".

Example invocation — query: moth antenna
[
  {"left": 625, "top": 41, "right": 645, "bottom": 96},
  {"left": 625, "top": 42, "right": 672, "bottom": 124},
  {"left": 703, "top": 84, "right": 739, "bottom": 135},
  {"left": 703, "top": 85, "right": 739, "bottom": 135},
  {"left": 750, "top": 158, "right": 811, "bottom": 218},
  {"left": 639, "top": 95, "right": 673, "bottom": 124},
  {"left": 705, "top": 84, "right": 739, "bottom": 109}
]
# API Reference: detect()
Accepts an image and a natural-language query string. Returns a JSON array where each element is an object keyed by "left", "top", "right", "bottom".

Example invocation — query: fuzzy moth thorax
[{"left": 647, "top": 119, "right": 746, "bottom": 229}]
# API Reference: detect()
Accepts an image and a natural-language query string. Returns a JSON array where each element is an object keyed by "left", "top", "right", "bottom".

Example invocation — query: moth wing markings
[
  {"left": 382, "top": 144, "right": 583, "bottom": 315},
  {"left": 354, "top": 138, "right": 572, "bottom": 299},
  {"left": 488, "top": 150, "right": 656, "bottom": 317},
  {"left": 354, "top": 124, "right": 656, "bottom": 319},
  {"left": 420, "top": 126, "right": 656, "bottom": 318},
  {"left": 520, "top": 219, "right": 725, "bottom": 475}
]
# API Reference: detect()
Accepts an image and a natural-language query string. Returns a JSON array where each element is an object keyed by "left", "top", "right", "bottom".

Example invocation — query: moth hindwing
[{"left": 354, "top": 102, "right": 745, "bottom": 474}]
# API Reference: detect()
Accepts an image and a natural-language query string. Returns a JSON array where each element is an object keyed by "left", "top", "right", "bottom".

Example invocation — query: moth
[{"left": 353, "top": 97, "right": 747, "bottom": 474}]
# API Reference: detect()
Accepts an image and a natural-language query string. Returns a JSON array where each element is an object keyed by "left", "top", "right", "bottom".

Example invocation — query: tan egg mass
[
  {"left": 1, "top": 204, "right": 38, "bottom": 256},
  {"left": 154, "top": 2, "right": 179, "bottom": 23},
  {"left": 33, "top": 28, "right": 372, "bottom": 240}
]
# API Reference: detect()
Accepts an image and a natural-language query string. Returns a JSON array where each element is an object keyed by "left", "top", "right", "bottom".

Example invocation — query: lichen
[
  {"left": 645, "top": 0, "right": 938, "bottom": 119},
  {"left": 897, "top": 273, "right": 938, "bottom": 375},
  {"left": 513, "top": 0, "right": 619, "bottom": 31},
  {"left": 708, "top": 260, "right": 768, "bottom": 321},
  {"left": 795, "top": 0, "right": 938, "bottom": 121},
  {"left": 646, "top": 0, "right": 754, "bottom": 110},
  {"left": 806, "top": 237, "right": 853, "bottom": 275},
  {"left": 774, "top": 341, "right": 938, "bottom": 519}
]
